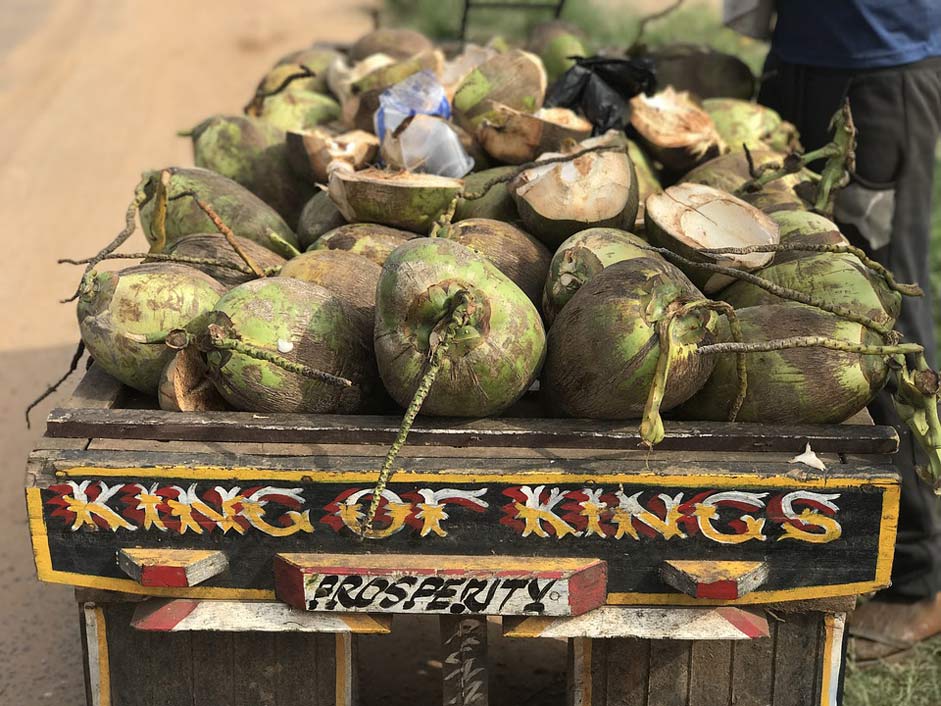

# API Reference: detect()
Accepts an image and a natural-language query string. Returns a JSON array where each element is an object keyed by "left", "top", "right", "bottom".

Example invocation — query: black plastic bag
[{"left": 545, "top": 56, "right": 656, "bottom": 133}]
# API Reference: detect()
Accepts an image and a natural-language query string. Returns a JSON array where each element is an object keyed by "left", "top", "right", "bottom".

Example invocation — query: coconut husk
[
  {"left": 444, "top": 218, "right": 551, "bottom": 305},
  {"left": 139, "top": 167, "right": 300, "bottom": 257},
  {"left": 767, "top": 211, "right": 847, "bottom": 265},
  {"left": 440, "top": 44, "right": 499, "bottom": 102},
  {"left": 643, "top": 44, "right": 755, "bottom": 100},
  {"left": 327, "top": 53, "right": 395, "bottom": 110},
  {"left": 78, "top": 264, "right": 226, "bottom": 395},
  {"left": 629, "top": 87, "right": 724, "bottom": 174},
  {"left": 207, "top": 277, "right": 377, "bottom": 413},
  {"left": 374, "top": 238, "right": 545, "bottom": 417},
  {"left": 509, "top": 132, "right": 638, "bottom": 249},
  {"left": 452, "top": 50, "right": 548, "bottom": 132},
  {"left": 454, "top": 166, "right": 519, "bottom": 222},
  {"left": 308, "top": 222, "right": 413, "bottom": 265},
  {"left": 327, "top": 165, "right": 463, "bottom": 234},
  {"left": 350, "top": 28, "right": 434, "bottom": 62},
  {"left": 542, "top": 227, "right": 650, "bottom": 324},
  {"left": 286, "top": 128, "right": 378, "bottom": 183},
  {"left": 682, "top": 150, "right": 808, "bottom": 192},
  {"left": 543, "top": 257, "right": 717, "bottom": 419},
  {"left": 342, "top": 49, "right": 445, "bottom": 131},
  {"left": 477, "top": 104, "right": 592, "bottom": 164},
  {"left": 527, "top": 20, "right": 587, "bottom": 83},
  {"left": 678, "top": 304, "right": 889, "bottom": 424},
  {"left": 254, "top": 89, "right": 341, "bottom": 133},
  {"left": 189, "top": 115, "right": 313, "bottom": 229},
  {"left": 158, "top": 347, "right": 228, "bottom": 412},
  {"left": 702, "top": 98, "right": 800, "bottom": 153},
  {"left": 275, "top": 47, "right": 343, "bottom": 95},
  {"left": 297, "top": 190, "right": 347, "bottom": 249},
  {"left": 162, "top": 233, "right": 286, "bottom": 288},
  {"left": 626, "top": 139, "right": 661, "bottom": 225},
  {"left": 645, "top": 183, "right": 779, "bottom": 293},
  {"left": 279, "top": 249, "right": 380, "bottom": 321}
]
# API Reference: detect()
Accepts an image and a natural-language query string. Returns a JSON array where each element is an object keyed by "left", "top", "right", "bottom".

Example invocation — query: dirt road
[{"left": 0, "top": 2, "right": 372, "bottom": 702}]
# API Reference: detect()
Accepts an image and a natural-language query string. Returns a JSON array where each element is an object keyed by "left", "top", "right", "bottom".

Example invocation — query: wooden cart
[{"left": 27, "top": 365, "right": 901, "bottom": 706}]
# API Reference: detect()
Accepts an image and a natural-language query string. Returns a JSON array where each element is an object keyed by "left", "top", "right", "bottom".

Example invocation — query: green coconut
[
  {"left": 374, "top": 238, "right": 546, "bottom": 416},
  {"left": 253, "top": 89, "right": 340, "bottom": 133},
  {"left": 527, "top": 21, "right": 587, "bottom": 83},
  {"left": 206, "top": 277, "right": 376, "bottom": 413},
  {"left": 77, "top": 263, "right": 226, "bottom": 394},
  {"left": 328, "top": 166, "right": 463, "bottom": 234},
  {"left": 275, "top": 47, "right": 343, "bottom": 94},
  {"left": 644, "top": 183, "right": 779, "bottom": 294},
  {"left": 718, "top": 252, "right": 901, "bottom": 330},
  {"left": 452, "top": 49, "right": 548, "bottom": 131},
  {"left": 297, "top": 191, "right": 347, "bottom": 250},
  {"left": 543, "top": 257, "right": 718, "bottom": 419},
  {"left": 702, "top": 98, "right": 799, "bottom": 153},
  {"left": 307, "top": 223, "right": 413, "bottom": 265},
  {"left": 542, "top": 227, "right": 650, "bottom": 324},
  {"left": 161, "top": 233, "right": 286, "bottom": 288},
  {"left": 279, "top": 249, "right": 381, "bottom": 328},
  {"left": 626, "top": 140, "right": 661, "bottom": 218},
  {"left": 442, "top": 218, "right": 551, "bottom": 305},
  {"left": 188, "top": 115, "right": 313, "bottom": 228},
  {"left": 766, "top": 210, "right": 848, "bottom": 265},
  {"left": 509, "top": 132, "right": 639, "bottom": 249},
  {"left": 678, "top": 303, "right": 889, "bottom": 424},
  {"left": 139, "top": 167, "right": 299, "bottom": 257},
  {"left": 477, "top": 104, "right": 592, "bottom": 165},
  {"left": 643, "top": 44, "right": 755, "bottom": 100},
  {"left": 349, "top": 28, "right": 434, "bottom": 62},
  {"left": 454, "top": 166, "right": 519, "bottom": 222}
]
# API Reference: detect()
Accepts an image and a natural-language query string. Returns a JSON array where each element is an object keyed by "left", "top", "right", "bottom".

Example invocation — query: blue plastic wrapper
[{"left": 374, "top": 71, "right": 451, "bottom": 141}]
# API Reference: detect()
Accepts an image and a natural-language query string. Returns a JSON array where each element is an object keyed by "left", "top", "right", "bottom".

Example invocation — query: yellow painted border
[
  {"left": 335, "top": 632, "right": 352, "bottom": 706},
  {"left": 820, "top": 613, "right": 846, "bottom": 706},
  {"left": 82, "top": 604, "right": 111, "bottom": 706},
  {"left": 28, "top": 473, "right": 900, "bottom": 606},
  {"left": 573, "top": 637, "right": 592, "bottom": 706}
]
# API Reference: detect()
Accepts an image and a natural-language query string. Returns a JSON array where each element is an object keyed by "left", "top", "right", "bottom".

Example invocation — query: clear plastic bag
[
  {"left": 374, "top": 70, "right": 451, "bottom": 139},
  {"left": 381, "top": 114, "right": 474, "bottom": 178}
]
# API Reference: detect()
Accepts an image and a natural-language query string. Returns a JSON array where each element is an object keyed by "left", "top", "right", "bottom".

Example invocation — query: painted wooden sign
[
  {"left": 27, "top": 450, "right": 899, "bottom": 605},
  {"left": 118, "top": 548, "right": 227, "bottom": 588},
  {"left": 274, "top": 554, "right": 607, "bottom": 616}
]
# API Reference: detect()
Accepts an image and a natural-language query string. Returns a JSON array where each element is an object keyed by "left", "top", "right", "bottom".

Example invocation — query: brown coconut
[
  {"left": 158, "top": 346, "right": 228, "bottom": 412},
  {"left": 308, "top": 223, "right": 414, "bottom": 265},
  {"left": 477, "top": 104, "right": 592, "bottom": 164},
  {"left": 162, "top": 233, "right": 286, "bottom": 288}
]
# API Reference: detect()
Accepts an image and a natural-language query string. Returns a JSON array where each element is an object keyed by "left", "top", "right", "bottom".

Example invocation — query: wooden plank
[
  {"left": 191, "top": 632, "right": 234, "bottom": 706},
  {"left": 647, "top": 640, "right": 690, "bottom": 706},
  {"left": 233, "top": 631, "right": 277, "bottom": 706},
  {"left": 567, "top": 637, "right": 605, "bottom": 706},
  {"left": 62, "top": 363, "right": 125, "bottom": 410},
  {"left": 274, "top": 632, "right": 322, "bottom": 706},
  {"left": 604, "top": 638, "right": 650, "bottom": 706},
  {"left": 730, "top": 625, "right": 775, "bottom": 706},
  {"left": 440, "top": 616, "right": 489, "bottom": 706},
  {"left": 81, "top": 603, "right": 110, "bottom": 706},
  {"left": 275, "top": 554, "right": 607, "bottom": 616},
  {"left": 45, "top": 406, "right": 900, "bottom": 454},
  {"left": 660, "top": 560, "right": 769, "bottom": 600},
  {"left": 130, "top": 599, "right": 391, "bottom": 633},
  {"left": 689, "top": 640, "right": 733, "bottom": 706},
  {"left": 504, "top": 606, "right": 768, "bottom": 640},
  {"left": 118, "top": 548, "right": 228, "bottom": 587},
  {"left": 819, "top": 613, "right": 847, "bottom": 706},
  {"left": 772, "top": 612, "right": 822, "bottom": 706}
]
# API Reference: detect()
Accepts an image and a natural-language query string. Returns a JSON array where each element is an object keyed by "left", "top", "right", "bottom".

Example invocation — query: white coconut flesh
[
  {"left": 533, "top": 107, "right": 592, "bottom": 131},
  {"left": 646, "top": 183, "right": 779, "bottom": 270},
  {"left": 629, "top": 88, "right": 721, "bottom": 154},
  {"left": 514, "top": 150, "right": 633, "bottom": 222}
]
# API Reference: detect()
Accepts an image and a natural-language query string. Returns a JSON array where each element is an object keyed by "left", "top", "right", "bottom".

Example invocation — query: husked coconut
[
  {"left": 477, "top": 104, "right": 592, "bottom": 164},
  {"left": 629, "top": 87, "right": 723, "bottom": 173},
  {"left": 286, "top": 128, "right": 378, "bottom": 183},
  {"left": 328, "top": 164, "right": 463, "bottom": 234},
  {"left": 509, "top": 132, "right": 638, "bottom": 249},
  {"left": 644, "top": 183, "right": 779, "bottom": 293}
]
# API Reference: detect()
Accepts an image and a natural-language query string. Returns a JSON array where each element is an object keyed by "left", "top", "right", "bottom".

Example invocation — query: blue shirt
[{"left": 772, "top": 1, "right": 941, "bottom": 69}]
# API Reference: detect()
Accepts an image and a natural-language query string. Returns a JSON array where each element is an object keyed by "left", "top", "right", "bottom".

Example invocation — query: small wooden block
[
  {"left": 274, "top": 553, "right": 607, "bottom": 616},
  {"left": 130, "top": 598, "right": 392, "bottom": 634},
  {"left": 504, "top": 606, "right": 770, "bottom": 641},
  {"left": 117, "top": 548, "right": 227, "bottom": 588},
  {"left": 660, "top": 560, "right": 769, "bottom": 600}
]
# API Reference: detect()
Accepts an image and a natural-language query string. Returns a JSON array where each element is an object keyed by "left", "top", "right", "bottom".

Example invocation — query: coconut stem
[
  {"left": 461, "top": 144, "right": 626, "bottom": 201},
  {"left": 696, "top": 243, "right": 923, "bottom": 297},
  {"left": 149, "top": 169, "right": 171, "bottom": 254},
  {"left": 697, "top": 337, "right": 923, "bottom": 357},
  {"left": 360, "top": 291, "right": 472, "bottom": 538},
  {"left": 170, "top": 191, "right": 267, "bottom": 278},
  {"left": 691, "top": 300, "right": 747, "bottom": 421},
  {"left": 640, "top": 317, "right": 675, "bottom": 448},
  {"left": 890, "top": 354, "right": 941, "bottom": 493},
  {"left": 244, "top": 65, "right": 316, "bottom": 115},
  {"left": 58, "top": 252, "right": 261, "bottom": 276},
  {"left": 639, "top": 244, "right": 893, "bottom": 336},
  {"left": 207, "top": 327, "right": 353, "bottom": 388},
  {"left": 60, "top": 177, "right": 150, "bottom": 303},
  {"left": 24, "top": 341, "right": 85, "bottom": 429},
  {"left": 428, "top": 195, "right": 460, "bottom": 238}
]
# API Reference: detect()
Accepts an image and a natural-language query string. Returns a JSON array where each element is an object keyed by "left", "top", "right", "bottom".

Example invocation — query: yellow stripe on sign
[
  {"left": 820, "top": 613, "right": 847, "bottom": 706},
  {"left": 336, "top": 633, "right": 352, "bottom": 706},
  {"left": 95, "top": 607, "right": 111, "bottom": 706}
]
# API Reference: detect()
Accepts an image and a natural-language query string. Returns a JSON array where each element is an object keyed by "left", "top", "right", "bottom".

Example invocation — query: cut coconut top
[
  {"left": 646, "top": 183, "right": 779, "bottom": 270},
  {"left": 513, "top": 147, "right": 632, "bottom": 221},
  {"left": 629, "top": 87, "right": 721, "bottom": 153},
  {"left": 330, "top": 167, "right": 463, "bottom": 189},
  {"left": 534, "top": 107, "right": 593, "bottom": 130}
]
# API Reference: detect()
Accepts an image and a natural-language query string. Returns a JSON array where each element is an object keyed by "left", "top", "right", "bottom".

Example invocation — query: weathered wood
[
  {"left": 118, "top": 548, "right": 228, "bottom": 587},
  {"left": 503, "top": 606, "right": 768, "bottom": 640},
  {"left": 62, "top": 363, "right": 125, "bottom": 410},
  {"left": 660, "top": 560, "right": 769, "bottom": 600},
  {"left": 772, "top": 612, "right": 823, "bottom": 706},
  {"left": 689, "top": 640, "right": 733, "bottom": 706},
  {"left": 647, "top": 640, "right": 690, "bottom": 706},
  {"left": 730, "top": 627, "right": 775, "bottom": 706},
  {"left": 45, "top": 406, "right": 900, "bottom": 454},
  {"left": 191, "top": 632, "right": 234, "bottom": 706},
  {"left": 275, "top": 554, "right": 607, "bottom": 616},
  {"left": 605, "top": 639, "right": 650, "bottom": 705},
  {"left": 441, "top": 615, "right": 490, "bottom": 706}
]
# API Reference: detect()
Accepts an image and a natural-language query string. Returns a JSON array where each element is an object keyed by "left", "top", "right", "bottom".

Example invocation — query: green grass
[{"left": 844, "top": 635, "right": 941, "bottom": 706}]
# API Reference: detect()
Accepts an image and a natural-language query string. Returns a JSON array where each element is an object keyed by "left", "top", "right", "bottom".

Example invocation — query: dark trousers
[{"left": 759, "top": 53, "right": 941, "bottom": 600}]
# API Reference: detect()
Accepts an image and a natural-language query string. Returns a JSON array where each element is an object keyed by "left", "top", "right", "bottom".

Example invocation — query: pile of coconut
[{"left": 51, "top": 23, "right": 941, "bottom": 506}]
